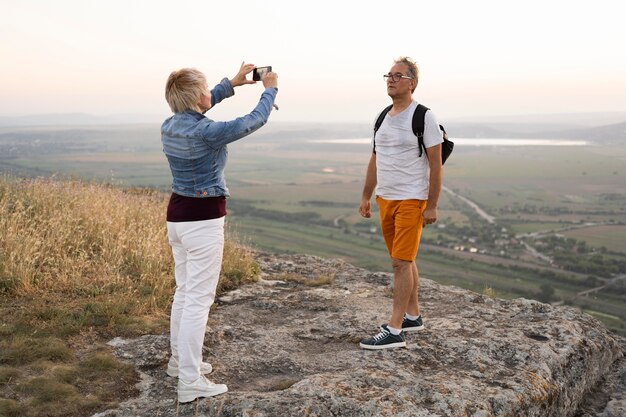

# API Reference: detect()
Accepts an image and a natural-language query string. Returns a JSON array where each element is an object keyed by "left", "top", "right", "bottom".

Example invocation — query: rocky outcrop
[{"left": 95, "top": 252, "right": 626, "bottom": 417}]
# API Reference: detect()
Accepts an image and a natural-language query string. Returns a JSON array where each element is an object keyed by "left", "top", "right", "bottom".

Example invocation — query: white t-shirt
[{"left": 373, "top": 101, "right": 443, "bottom": 200}]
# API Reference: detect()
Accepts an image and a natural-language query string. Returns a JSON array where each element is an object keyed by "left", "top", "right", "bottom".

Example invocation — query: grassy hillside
[{"left": 0, "top": 176, "right": 257, "bottom": 417}]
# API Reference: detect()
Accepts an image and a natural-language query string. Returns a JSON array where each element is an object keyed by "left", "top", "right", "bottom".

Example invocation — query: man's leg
[
  {"left": 405, "top": 261, "right": 420, "bottom": 317},
  {"left": 388, "top": 200, "right": 426, "bottom": 329},
  {"left": 389, "top": 258, "right": 415, "bottom": 329},
  {"left": 359, "top": 197, "right": 407, "bottom": 350}
]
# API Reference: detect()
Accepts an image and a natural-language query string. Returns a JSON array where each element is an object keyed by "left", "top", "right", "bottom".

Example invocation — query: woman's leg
[
  {"left": 174, "top": 217, "right": 225, "bottom": 382},
  {"left": 167, "top": 222, "right": 188, "bottom": 363}
]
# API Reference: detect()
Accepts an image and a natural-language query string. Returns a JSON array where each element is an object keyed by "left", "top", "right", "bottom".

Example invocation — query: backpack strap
[
  {"left": 374, "top": 104, "right": 393, "bottom": 133},
  {"left": 412, "top": 104, "right": 429, "bottom": 157},
  {"left": 372, "top": 104, "right": 393, "bottom": 152}
]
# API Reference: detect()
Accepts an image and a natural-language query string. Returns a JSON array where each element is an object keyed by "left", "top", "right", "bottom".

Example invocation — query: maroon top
[{"left": 166, "top": 193, "right": 227, "bottom": 222}]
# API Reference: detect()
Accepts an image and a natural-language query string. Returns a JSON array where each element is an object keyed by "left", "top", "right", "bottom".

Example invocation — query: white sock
[
  {"left": 387, "top": 325, "right": 402, "bottom": 335},
  {"left": 405, "top": 313, "right": 420, "bottom": 321}
]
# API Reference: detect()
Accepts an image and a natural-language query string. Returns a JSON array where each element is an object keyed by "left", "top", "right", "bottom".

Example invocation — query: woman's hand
[
  {"left": 230, "top": 62, "right": 256, "bottom": 87},
  {"left": 262, "top": 72, "right": 278, "bottom": 89}
]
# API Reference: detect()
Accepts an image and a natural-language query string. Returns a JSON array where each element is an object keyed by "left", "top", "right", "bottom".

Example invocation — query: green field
[
  {"left": 1, "top": 124, "right": 625, "bottom": 334},
  {"left": 562, "top": 225, "right": 626, "bottom": 253}
]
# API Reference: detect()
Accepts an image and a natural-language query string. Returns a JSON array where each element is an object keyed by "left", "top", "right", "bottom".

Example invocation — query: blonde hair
[
  {"left": 165, "top": 68, "right": 207, "bottom": 113},
  {"left": 394, "top": 56, "right": 419, "bottom": 92}
]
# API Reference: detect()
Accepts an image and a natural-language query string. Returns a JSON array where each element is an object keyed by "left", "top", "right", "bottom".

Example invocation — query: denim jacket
[{"left": 161, "top": 78, "right": 277, "bottom": 197}]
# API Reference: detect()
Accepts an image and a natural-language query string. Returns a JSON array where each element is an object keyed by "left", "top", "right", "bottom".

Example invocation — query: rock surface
[{"left": 94, "top": 252, "right": 626, "bottom": 417}]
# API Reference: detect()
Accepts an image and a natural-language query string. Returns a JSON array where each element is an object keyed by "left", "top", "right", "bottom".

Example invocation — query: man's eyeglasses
[{"left": 383, "top": 73, "right": 413, "bottom": 82}]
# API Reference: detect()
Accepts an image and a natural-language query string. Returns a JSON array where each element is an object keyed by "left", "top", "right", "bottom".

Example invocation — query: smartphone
[{"left": 252, "top": 66, "right": 272, "bottom": 81}]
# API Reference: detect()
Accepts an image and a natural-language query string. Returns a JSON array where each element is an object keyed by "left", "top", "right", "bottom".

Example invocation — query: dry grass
[
  {"left": 483, "top": 286, "right": 497, "bottom": 298},
  {"left": 268, "top": 272, "right": 335, "bottom": 287},
  {"left": 0, "top": 175, "right": 258, "bottom": 416}
]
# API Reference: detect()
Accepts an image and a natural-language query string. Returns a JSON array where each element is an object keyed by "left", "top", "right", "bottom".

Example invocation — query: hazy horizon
[{"left": 1, "top": 110, "right": 626, "bottom": 129}]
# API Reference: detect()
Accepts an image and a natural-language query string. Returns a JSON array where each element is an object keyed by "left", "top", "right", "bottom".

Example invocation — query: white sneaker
[
  {"left": 178, "top": 376, "right": 228, "bottom": 403},
  {"left": 166, "top": 357, "right": 213, "bottom": 377}
]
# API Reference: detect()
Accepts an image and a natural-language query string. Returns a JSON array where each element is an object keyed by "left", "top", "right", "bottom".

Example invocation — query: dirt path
[{"left": 443, "top": 185, "right": 496, "bottom": 224}]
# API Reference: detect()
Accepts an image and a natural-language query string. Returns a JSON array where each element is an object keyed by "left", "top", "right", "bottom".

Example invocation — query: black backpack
[{"left": 373, "top": 104, "right": 454, "bottom": 165}]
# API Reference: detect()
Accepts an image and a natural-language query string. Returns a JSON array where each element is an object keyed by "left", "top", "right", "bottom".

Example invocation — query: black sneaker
[
  {"left": 379, "top": 315, "right": 425, "bottom": 333},
  {"left": 359, "top": 325, "right": 406, "bottom": 350},
  {"left": 402, "top": 315, "right": 424, "bottom": 332}
]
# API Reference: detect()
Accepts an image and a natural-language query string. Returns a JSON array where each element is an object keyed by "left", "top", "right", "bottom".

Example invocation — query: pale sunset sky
[{"left": 1, "top": 0, "right": 625, "bottom": 123}]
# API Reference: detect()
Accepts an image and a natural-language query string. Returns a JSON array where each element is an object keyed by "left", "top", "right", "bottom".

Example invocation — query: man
[{"left": 359, "top": 57, "right": 443, "bottom": 350}]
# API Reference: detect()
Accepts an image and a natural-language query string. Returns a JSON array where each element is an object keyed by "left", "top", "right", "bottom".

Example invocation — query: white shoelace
[{"left": 373, "top": 329, "right": 390, "bottom": 341}]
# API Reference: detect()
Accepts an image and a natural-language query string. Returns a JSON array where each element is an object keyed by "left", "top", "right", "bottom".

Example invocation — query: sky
[{"left": 1, "top": 0, "right": 626, "bottom": 123}]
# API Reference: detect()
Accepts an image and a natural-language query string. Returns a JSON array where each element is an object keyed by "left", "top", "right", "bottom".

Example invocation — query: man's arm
[
  {"left": 359, "top": 152, "right": 377, "bottom": 218},
  {"left": 423, "top": 144, "right": 442, "bottom": 226}
]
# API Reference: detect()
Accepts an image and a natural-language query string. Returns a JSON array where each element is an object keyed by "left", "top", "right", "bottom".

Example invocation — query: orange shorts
[{"left": 376, "top": 196, "right": 427, "bottom": 261}]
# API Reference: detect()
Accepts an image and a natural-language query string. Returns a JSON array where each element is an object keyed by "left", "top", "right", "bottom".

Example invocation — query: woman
[{"left": 161, "top": 62, "right": 278, "bottom": 403}]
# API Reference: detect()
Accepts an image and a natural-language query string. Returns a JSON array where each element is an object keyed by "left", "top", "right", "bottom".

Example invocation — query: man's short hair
[
  {"left": 165, "top": 68, "right": 207, "bottom": 113},
  {"left": 394, "top": 56, "right": 419, "bottom": 93}
]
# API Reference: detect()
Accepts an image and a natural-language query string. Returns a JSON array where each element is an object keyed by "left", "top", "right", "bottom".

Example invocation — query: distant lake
[{"left": 308, "top": 138, "right": 588, "bottom": 146}]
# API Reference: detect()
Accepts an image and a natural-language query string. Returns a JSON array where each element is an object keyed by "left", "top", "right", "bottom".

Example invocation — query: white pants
[{"left": 167, "top": 217, "right": 224, "bottom": 382}]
